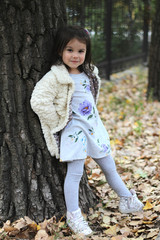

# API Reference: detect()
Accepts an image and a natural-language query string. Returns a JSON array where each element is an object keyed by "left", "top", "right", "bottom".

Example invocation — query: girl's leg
[
  {"left": 93, "top": 154, "right": 131, "bottom": 197},
  {"left": 64, "top": 159, "right": 93, "bottom": 235},
  {"left": 94, "top": 154, "right": 144, "bottom": 214},
  {"left": 64, "top": 159, "right": 85, "bottom": 212}
]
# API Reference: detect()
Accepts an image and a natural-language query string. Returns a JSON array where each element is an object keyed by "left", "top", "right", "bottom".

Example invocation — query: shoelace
[
  {"left": 125, "top": 194, "right": 137, "bottom": 209},
  {"left": 74, "top": 215, "right": 89, "bottom": 231}
]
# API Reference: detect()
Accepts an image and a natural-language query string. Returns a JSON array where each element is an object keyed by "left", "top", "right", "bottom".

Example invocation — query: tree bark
[
  {"left": 0, "top": 0, "right": 96, "bottom": 224},
  {"left": 147, "top": 0, "right": 160, "bottom": 101}
]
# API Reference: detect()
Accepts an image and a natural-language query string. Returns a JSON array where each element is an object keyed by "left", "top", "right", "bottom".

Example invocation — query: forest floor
[{"left": 0, "top": 65, "right": 160, "bottom": 239}]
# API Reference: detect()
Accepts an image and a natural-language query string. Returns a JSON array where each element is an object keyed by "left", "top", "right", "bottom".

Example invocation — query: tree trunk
[
  {"left": 0, "top": 0, "right": 96, "bottom": 224},
  {"left": 147, "top": 0, "right": 160, "bottom": 101}
]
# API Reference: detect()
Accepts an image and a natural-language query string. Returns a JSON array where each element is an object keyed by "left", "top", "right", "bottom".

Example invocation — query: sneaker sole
[
  {"left": 67, "top": 223, "right": 93, "bottom": 236},
  {"left": 119, "top": 205, "right": 144, "bottom": 214}
]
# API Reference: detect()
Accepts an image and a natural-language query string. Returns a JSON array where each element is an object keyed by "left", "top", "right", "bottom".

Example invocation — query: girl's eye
[
  {"left": 67, "top": 49, "right": 72, "bottom": 52},
  {"left": 79, "top": 50, "right": 85, "bottom": 53}
]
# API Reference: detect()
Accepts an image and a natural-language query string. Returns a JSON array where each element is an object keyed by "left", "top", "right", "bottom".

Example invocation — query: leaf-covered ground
[{"left": 1, "top": 65, "right": 160, "bottom": 240}]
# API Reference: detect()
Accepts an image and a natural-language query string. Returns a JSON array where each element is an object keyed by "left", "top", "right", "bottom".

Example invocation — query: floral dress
[{"left": 60, "top": 72, "right": 111, "bottom": 162}]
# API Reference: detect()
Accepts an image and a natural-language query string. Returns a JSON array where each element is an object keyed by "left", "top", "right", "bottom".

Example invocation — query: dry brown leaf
[
  {"left": 3, "top": 223, "right": 20, "bottom": 237},
  {"left": 104, "top": 225, "right": 118, "bottom": 236},
  {"left": 12, "top": 218, "right": 27, "bottom": 230},
  {"left": 24, "top": 216, "right": 35, "bottom": 224},
  {"left": 119, "top": 225, "right": 131, "bottom": 235},
  {"left": 28, "top": 222, "right": 38, "bottom": 232},
  {"left": 143, "top": 200, "right": 154, "bottom": 210},
  {"left": 35, "top": 229, "right": 49, "bottom": 240},
  {"left": 129, "top": 220, "right": 142, "bottom": 226},
  {"left": 3, "top": 223, "right": 18, "bottom": 233},
  {"left": 102, "top": 215, "right": 110, "bottom": 225},
  {"left": 147, "top": 228, "right": 159, "bottom": 238},
  {"left": 111, "top": 236, "right": 128, "bottom": 240}
]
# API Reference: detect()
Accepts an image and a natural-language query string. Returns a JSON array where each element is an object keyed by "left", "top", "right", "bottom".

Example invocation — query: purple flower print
[
  {"left": 86, "top": 84, "right": 90, "bottom": 92},
  {"left": 78, "top": 100, "right": 92, "bottom": 116},
  {"left": 101, "top": 144, "right": 109, "bottom": 152}
]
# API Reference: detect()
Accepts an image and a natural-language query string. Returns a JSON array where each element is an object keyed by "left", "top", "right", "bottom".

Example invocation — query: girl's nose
[{"left": 73, "top": 52, "right": 78, "bottom": 58}]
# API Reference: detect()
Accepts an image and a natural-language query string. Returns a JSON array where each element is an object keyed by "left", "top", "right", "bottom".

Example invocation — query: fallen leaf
[
  {"left": 119, "top": 225, "right": 131, "bottom": 235},
  {"left": 147, "top": 228, "right": 159, "bottom": 238},
  {"left": 13, "top": 218, "right": 27, "bottom": 230},
  {"left": 104, "top": 225, "right": 118, "bottom": 236},
  {"left": 143, "top": 200, "right": 154, "bottom": 210},
  {"left": 102, "top": 215, "right": 110, "bottom": 225},
  {"left": 111, "top": 236, "right": 124, "bottom": 240},
  {"left": 129, "top": 220, "right": 142, "bottom": 226},
  {"left": 35, "top": 229, "right": 49, "bottom": 240}
]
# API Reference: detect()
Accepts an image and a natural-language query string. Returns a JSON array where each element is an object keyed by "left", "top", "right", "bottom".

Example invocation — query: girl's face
[{"left": 61, "top": 38, "right": 86, "bottom": 74}]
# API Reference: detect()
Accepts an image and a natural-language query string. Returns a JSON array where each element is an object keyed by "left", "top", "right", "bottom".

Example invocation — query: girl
[{"left": 30, "top": 26, "right": 144, "bottom": 236}]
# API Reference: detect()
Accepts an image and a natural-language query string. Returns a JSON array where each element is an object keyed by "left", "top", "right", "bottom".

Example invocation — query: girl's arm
[{"left": 30, "top": 71, "right": 59, "bottom": 129}]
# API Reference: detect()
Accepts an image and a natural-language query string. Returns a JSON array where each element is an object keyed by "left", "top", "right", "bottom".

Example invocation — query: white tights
[{"left": 64, "top": 154, "right": 131, "bottom": 212}]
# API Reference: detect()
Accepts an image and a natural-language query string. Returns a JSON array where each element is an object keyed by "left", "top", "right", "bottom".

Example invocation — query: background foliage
[{"left": 66, "top": 0, "right": 155, "bottom": 66}]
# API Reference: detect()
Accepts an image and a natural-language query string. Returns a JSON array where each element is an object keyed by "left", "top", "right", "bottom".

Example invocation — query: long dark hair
[{"left": 51, "top": 25, "right": 94, "bottom": 76}]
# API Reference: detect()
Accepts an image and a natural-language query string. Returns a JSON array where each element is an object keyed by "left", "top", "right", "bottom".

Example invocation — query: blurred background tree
[
  {"left": 147, "top": 0, "right": 160, "bottom": 101},
  {"left": 66, "top": 0, "right": 151, "bottom": 78}
]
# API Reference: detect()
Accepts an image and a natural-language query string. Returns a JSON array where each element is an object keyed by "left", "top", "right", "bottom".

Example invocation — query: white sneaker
[
  {"left": 66, "top": 208, "right": 93, "bottom": 236},
  {"left": 119, "top": 189, "right": 144, "bottom": 214}
]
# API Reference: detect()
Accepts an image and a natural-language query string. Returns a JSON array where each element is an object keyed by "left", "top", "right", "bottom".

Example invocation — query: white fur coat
[{"left": 30, "top": 64, "right": 100, "bottom": 158}]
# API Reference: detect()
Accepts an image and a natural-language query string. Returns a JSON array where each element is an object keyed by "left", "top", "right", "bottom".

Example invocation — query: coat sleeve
[{"left": 30, "top": 71, "right": 59, "bottom": 129}]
